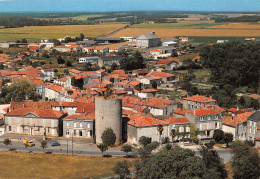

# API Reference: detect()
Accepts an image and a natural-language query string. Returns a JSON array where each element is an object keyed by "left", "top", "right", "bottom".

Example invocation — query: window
[
  {"left": 142, "top": 129, "right": 146, "bottom": 136},
  {"left": 155, "top": 129, "right": 158, "bottom": 135},
  {"left": 80, "top": 123, "right": 82, "bottom": 128},
  {"left": 74, "top": 123, "right": 76, "bottom": 127},
  {"left": 51, "top": 119, "right": 55, "bottom": 126},
  {"left": 74, "top": 130, "right": 77, "bottom": 136},
  {"left": 254, "top": 122, "right": 256, "bottom": 127},
  {"left": 66, "top": 130, "right": 69, "bottom": 136},
  {"left": 215, "top": 122, "right": 218, "bottom": 129},
  {"left": 250, "top": 121, "right": 252, "bottom": 126},
  {"left": 66, "top": 122, "right": 69, "bottom": 127},
  {"left": 8, "top": 126, "right": 12, "bottom": 131},
  {"left": 186, "top": 126, "right": 190, "bottom": 132},
  {"left": 16, "top": 118, "right": 20, "bottom": 123},
  {"left": 79, "top": 130, "right": 82, "bottom": 136},
  {"left": 43, "top": 119, "right": 46, "bottom": 125},
  {"left": 249, "top": 128, "right": 252, "bottom": 134},
  {"left": 87, "top": 123, "right": 91, "bottom": 129},
  {"left": 179, "top": 126, "right": 183, "bottom": 133},
  {"left": 149, "top": 128, "right": 152, "bottom": 135},
  {"left": 253, "top": 129, "right": 256, "bottom": 135},
  {"left": 29, "top": 118, "right": 33, "bottom": 124},
  {"left": 172, "top": 125, "right": 175, "bottom": 129}
]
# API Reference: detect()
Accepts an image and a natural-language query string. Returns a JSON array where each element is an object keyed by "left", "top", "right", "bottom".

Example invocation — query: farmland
[
  {"left": 109, "top": 28, "right": 260, "bottom": 38},
  {"left": 132, "top": 23, "right": 218, "bottom": 29},
  {"left": 206, "top": 22, "right": 260, "bottom": 29},
  {"left": 0, "top": 24, "right": 126, "bottom": 41}
]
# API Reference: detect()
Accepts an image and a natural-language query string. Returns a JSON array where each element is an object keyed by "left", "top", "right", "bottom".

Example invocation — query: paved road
[{"left": 0, "top": 134, "right": 232, "bottom": 161}]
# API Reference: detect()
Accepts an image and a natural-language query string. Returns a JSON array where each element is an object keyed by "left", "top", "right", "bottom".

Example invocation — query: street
[{"left": 0, "top": 134, "right": 232, "bottom": 161}]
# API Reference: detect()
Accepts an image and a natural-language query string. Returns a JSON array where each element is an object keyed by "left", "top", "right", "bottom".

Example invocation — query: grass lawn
[
  {"left": 175, "top": 68, "right": 211, "bottom": 80},
  {"left": 131, "top": 23, "right": 219, "bottom": 29},
  {"left": 0, "top": 151, "right": 135, "bottom": 178}
]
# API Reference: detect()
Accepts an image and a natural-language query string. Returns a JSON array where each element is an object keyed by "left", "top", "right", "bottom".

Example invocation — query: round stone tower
[{"left": 95, "top": 97, "right": 122, "bottom": 146}]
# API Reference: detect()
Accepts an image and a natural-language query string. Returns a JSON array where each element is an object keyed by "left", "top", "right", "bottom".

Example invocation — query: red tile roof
[
  {"left": 150, "top": 71, "right": 175, "bottom": 78},
  {"left": 113, "top": 70, "right": 125, "bottom": 75},
  {"left": 75, "top": 103, "right": 95, "bottom": 114},
  {"left": 64, "top": 113, "right": 95, "bottom": 121},
  {"left": 46, "top": 84, "right": 63, "bottom": 93},
  {"left": 164, "top": 117, "right": 190, "bottom": 124},
  {"left": 5, "top": 108, "right": 64, "bottom": 119},
  {"left": 187, "top": 109, "right": 220, "bottom": 116},
  {"left": 150, "top": 49, "right": 161, "bottom": 52},
  {"left": 173, "top": 108, "right": 188, "bottom": 116},
  {"left": 141, "top": 89, "right": 158, "bottom": 93},
  {"left": 144, "top": 97, "right": 175, "bottom": 109},
  {"left": 222, "top": 112, "right": 254, "bottom": 127},
  {"left": 184, "top": 95, "right": 216, "bottom": 103},
  {"left": 128, "top": 114, "right": 167, "bottom": 127},
  {"left": 43, "top": 68, "right": 53, "bottom": 72}
]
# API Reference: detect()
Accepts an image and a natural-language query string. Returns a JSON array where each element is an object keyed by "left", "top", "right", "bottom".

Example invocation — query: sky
[{"left": 0, "top": 0, "right": 259, "bottom": 12}]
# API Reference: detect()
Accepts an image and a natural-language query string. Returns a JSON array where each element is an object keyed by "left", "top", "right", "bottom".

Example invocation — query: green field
[
  {"left": 131, "top": 23, "right": 220, "bottom": 29},
  {"left": 190, "top": 36, "right": 246, "bottom": 43},
  {"left": 72, "top": 14, "right": 105, "bottom": 21}
]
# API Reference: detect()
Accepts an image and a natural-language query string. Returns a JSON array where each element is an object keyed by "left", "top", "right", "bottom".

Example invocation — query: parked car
[
  {"left": 50, "top": 141, "right": 60, "bottom": 146},
  {"left": 22, "top": 138, "right": 35, "bottom": 147},
  {"left": 222, "top": 143, "right": 227, "bottom": 148}
]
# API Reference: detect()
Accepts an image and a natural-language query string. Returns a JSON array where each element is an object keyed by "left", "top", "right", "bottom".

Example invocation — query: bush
[
  {"left": 138, "top": 136, "right": 151, "bottom": 146},
  {"left": 101, "top": 128, "right": 116, "bottom": 146},
  {"left": 3, "top": 138, "right": 11, "bottom": 146},
  {"left": 213, "top": 129, "right": 224, "bottom": 143},
  {"left": 113, "top": 160, "right": 132, "bottom": 179},
  {"left": 121, "top": 144, "right": 133, "bottom": 157}
]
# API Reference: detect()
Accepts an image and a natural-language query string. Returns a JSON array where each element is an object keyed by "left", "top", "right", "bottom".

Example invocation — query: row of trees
[
  {"left": 0, "top": 16, "right": 82, "bottom": 28},
  {"left": 113, "top": 141, "right": 260, "bottom": 179}
]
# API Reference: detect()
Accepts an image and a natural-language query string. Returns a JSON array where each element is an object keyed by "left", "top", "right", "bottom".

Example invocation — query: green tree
[
  {"left": 151, "top": 81, "right": 157, "bottom": 89},
  {"left": 231, "top": 142, "right": 260, "bottom": 179},
  {"left": 3, "top": 138, "right": 11, "bottom": 146},
  {"left": 57, "top": 56, "right": 65, "bottom": 64},
  {"left": 41, "top": 140, "right": 48, "bottom": 152},
  {"left": 213, "top": 129, "right": 224, "bottom": 143},
  {"left": 170, "top": 129, "right": 176, "bottom": 143},
  {"left": 0, "top": 80, "right": 40, "bottom": 104},
  {"left": 121, "top": 144, "right": 133, "bottom": 158},
  {"left": 138, "top": 136, "right": 151, "bottom": 147},
  {"left": 21, "top": 38, "right": 28, "bottom": 43},
  {"left": 135, "top": 147, "right": 206, "bottom": 178},
  {"left": 223, "top": 133, "right": 233, "bottom": 146},
  {"left": 137, "top": 141, "right": 159, "bottom": 159},
  {"left": 79, "top": 33, "right": 85, "bottom": 41},
  {"left": 157, "top": 124, "right": 164, "bottom": 148},
  {"left": 199, "top": 146, "right": 227, "bottom": 179},
  {"left": 119, "top": 51, "right": 144, "bottom": 71},
  {"left": 113, "top": 160, "right": 132, "bottom": 179},
  {"left": 101, "top": 128, "right": 116, "bottom": 146},
  {"left": 97, "top": 143, "right": 108, "bottom": 156}
]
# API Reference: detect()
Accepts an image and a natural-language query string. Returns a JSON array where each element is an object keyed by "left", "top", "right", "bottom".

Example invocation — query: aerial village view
[{"left": 0, "top": 0, "right": 259, "bottom": 178}]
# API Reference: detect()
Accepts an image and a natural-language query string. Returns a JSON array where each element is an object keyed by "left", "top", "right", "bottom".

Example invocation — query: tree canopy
[
  {"left": 200, "top": 41, "right": 260, "bottom": 90},
  {"left": 101, "top": 128, "right": 116, "bottom": 146},
  {"left": 119, "top": 51, "right": 145, "bottom": 71},
  {"left": 0, "top": 80, "right": 40, "bottom": 104}
]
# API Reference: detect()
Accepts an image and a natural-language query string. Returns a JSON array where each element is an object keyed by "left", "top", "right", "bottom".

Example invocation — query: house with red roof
[
  {"left": 246, "top": 111, "right": 260, "bottom": 148},
  {"left": 127, "top": 114, "right": 190, "bottom": 144},
  {"left": 183, "top": 95, "right": 216, "bottom": 110},
  {"left": 137, "top": 88, "right": 158, "bottom": 99},
  {"left": 186, "top": 108, "right": 223, "bottom": 140},
  {"left": 222, "top": 111, "right": 254, "bottom": 141},
  {"left": 4, "top": 108, "right": 66, "bottom": 137},
  {"left": 150, "top": 71, "right": 176, "bottom": 83},
  {"left": 157, "top": 58, "right": 183, "bottom": 70},
  {"left": 45, "top": 84, "right": 64, "bottom": 101},
  {"left": 63, "top": 113, "right": 95, "bottom": 138},
  {"left": 144, "top": 97, "right": 177, "bottom": 116}
]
